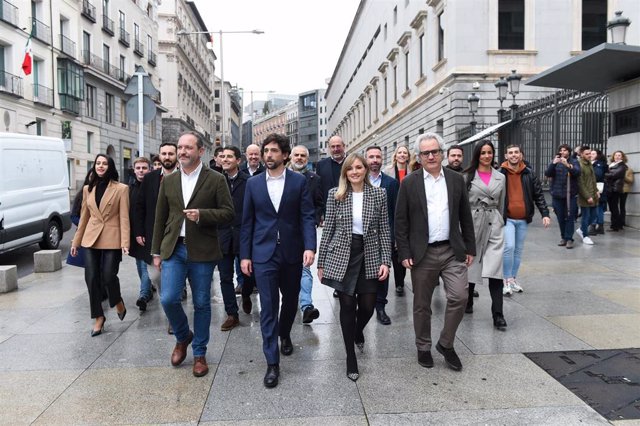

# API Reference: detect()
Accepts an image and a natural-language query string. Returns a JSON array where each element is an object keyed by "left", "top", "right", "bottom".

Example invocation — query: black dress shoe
[
  {"left": 117, "top": 304, "right": 127, "bottom": 321},
  {"left": 493, "top": 313, "right": 508, "bottom": 331},
  {"left": 473, "top": 290, "right": 479, "bottom": 298},
  {"left": 91, "top": 317, "right": 105, "bottom": 337},
  {"left": 418, "top": 350, "right": 433, "bottom": 368},
  {"left": 436, "top": 342, "right": 462, "bottom": 371},
  {"left": 376, "top": 309, "right": 391, "bottom": 325},
  {"left": 264, "top": 364, "right": 279, "bottom": 388},
  {"left": 136, "top": 297, "right": 147, "bottom": 312},
  {"left": 465, "top": 303, "right": 473, "bottom": 314},
  {"left": 280, "top": 337, "right": 293, "bottom": 356},
  {"left": 302, "top": 306, "right": 320, "bottom": 324},
  {"left": 395, "top": 286, "right": 404, "bottom": 296}
]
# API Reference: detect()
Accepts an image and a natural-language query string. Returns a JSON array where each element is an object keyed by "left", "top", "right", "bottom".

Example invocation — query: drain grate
[{"left": 525, "top": 349, "right": 640, "bottom": 421}]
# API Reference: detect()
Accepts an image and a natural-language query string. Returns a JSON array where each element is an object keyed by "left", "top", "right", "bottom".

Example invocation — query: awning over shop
[
  {"left": 459, "top": 120, "right": 512, "bottom": 146},
  {"left": 525, "top": 43, "right": 640, "bottom": 92}
]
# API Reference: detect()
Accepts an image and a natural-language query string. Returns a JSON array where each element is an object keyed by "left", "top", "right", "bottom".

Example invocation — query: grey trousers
[{"left": 411, "top": 244, "right": 468, "bottom": 351}]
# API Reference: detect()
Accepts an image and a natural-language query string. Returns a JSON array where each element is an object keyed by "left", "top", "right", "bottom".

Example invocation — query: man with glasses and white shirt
[{"left": 395, "top": 133, "right": 475, "bottom": 372}]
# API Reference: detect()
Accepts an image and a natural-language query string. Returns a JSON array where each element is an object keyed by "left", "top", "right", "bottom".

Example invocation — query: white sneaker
[
  {"left": 583, "top": 236, "right": 595, "bottom": 245},
  {"left": 576, "top": 228, "right": 584, "bottom": 239},
  {"left": 503, "top": 280, "right": 513, "bottom": 296},
  {"left": 511, "top": 279, "right": 524, "bottom": 293}
]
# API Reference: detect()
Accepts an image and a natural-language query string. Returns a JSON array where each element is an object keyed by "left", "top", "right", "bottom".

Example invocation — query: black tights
[
  {"left": 338, "top": 291, "right": 376, "bottom": 374},
  {"left": 468, "top": 278, "right": 503, "bottom": 316}
]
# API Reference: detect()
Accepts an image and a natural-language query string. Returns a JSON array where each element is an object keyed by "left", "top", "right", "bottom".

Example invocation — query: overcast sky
[{"left": 194, "top": 0, "right": 360, "bottom": 105}]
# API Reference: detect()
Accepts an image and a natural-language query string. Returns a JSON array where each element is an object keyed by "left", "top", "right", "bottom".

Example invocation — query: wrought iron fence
[
  {"left": 0, "top": 71, "right": 23, "bottom": 97},
  {"left": 60, "top": 34, "right": 75, "bottom": 57},
  {"left": 119, "top": 27, "right": 130, "bottom": 46},
  {"left": 134, "top": 39, "right": 144, "bottom": 57},
  {"left": 33, "top": 84, "right": 53, "bottom": 106},
  {"left": 0, "top": 0, "right": 19, "bottom": 27},
  {"left": 81, "top": 0, "right": 96, "bottom": 22},
  {"left": 498, "top": 89, "right": 609, "bottom": 186},
  {"left": 102, "top": 15, "right": 114, "bottom": 35},
  {"left": 31, "top": 17, "right": 51, "bottom": 44}
]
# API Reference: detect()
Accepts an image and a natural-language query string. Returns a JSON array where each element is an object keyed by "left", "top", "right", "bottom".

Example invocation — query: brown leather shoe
[
  {"left": 242, "top": 296, "right": 252, "bottom": 314},
  {"left": 193, "top": 356, "right": 209, "bottom": 377},
  {"left": 221, "top": 315, "right": 239, "bottom": 331},
  {"left": 171, "top": 331, "right": 193, "bottom": 367}
]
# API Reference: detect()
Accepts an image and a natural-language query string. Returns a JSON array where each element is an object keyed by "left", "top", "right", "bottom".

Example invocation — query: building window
[
  {"left": 102, "top": 44, "right": 110, "bottom": 72},
  {"left": 119, "top": 54, "right": 125, "bottom": 75},
  {"left": 83, "top": 31, "right": 91, "bottom": 60},
  {"left": 374, "top": 85, "right": 379, "bottom": 120},
  {"left": 393, "top": 5, "right": 397, "bottom": 25},
  {"left": 419, "top": 34, "right": 424, "bottom": 76},
  {"left": 301, "top": 93, "right": 317, "bottom": 112},
  {"left": 384, "top": 23, "right": 387, "bottom": 40},
  {"left": 215, "top": 103, "right": 220, "bottom": 112},
  {"left": 438, "top": 12, "right": 445, "bottom": 61},
  {"left": 436, "top": 119, "right": 443, "bottom": 136},
  {"left": 582, "top": 0, "right": 607, "bottom": 50},
  {"left": 393, "top": 65, "right": 398, "bottom": 101},
  {"left": 86, "top": 84, "right": 96, "bottom": 118},
  {"left": 383, "top": 76, "right": 388, "bottom": 109},
  {"left": 87, "top": 131, "right": 93, "bottom": 153},
  {"left": 102, "top": 0, "right": 109, "bottom": 17},
  {"left": 404, "top": 52, "right": 409, "bottom": 91},
  {"left": 119, "top": 10, "right": 125, "bottom": 29},
  {"left": 120, "top": 99, "right": 127, "bottom": 128},
  {"left": 134, "top": 23, "right": 140, "bottom": 42},
  {"left": 105, "top": 93, "right": 114, "bottom": 123},
  {"left": 498, "top": 0, "right": 525, "bottom": 50}
]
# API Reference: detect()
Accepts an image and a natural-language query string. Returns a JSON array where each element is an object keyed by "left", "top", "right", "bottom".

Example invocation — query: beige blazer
[{"left": 72, "top": 181, "right": 130, "bottom": 249}]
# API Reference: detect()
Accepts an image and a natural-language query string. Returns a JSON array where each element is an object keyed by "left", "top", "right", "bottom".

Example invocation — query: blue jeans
[
  {"left": 299, "top": 265, "right": 313, "bottom": 311},
  {"left": 136, "top": 258, "right": 152, "bottom": 300},
  {"left": 218, "top": 253, "right": 239, "bottom": 316},
  {"left": 503, "top": 219, "right": 528, "bottom": 279},
  {"left": 580, "top": 205, "right": 597, "bottom": 236},
  {"left": 160, "top": 243, "right": 215, "bottom": 357},
  {"left": 552, "top": 197, "right": 578, "bottom": 241},
  {"left": 591, "top": 201, "right": 605, "bottom": 226}
]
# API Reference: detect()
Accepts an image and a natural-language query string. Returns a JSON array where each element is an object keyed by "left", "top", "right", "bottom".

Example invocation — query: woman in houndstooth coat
[{"left": 317, "top": 153, "right": 392, "bottom": 382}]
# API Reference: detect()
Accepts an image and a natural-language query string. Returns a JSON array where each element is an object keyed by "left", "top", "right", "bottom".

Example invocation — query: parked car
[{"left": 0, "top": 133, "right": 72, "bottom": 254}]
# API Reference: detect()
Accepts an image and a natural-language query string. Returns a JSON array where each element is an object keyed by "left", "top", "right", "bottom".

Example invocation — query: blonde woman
[
  {"left": 383, "top": 145, "right": 416, "bottom": 182},
  {"left": 318, "top": 153, "right": 392, "bottom": 382},
  {"left": 605, "top": 150, "right": 630, "bottom": 231}
]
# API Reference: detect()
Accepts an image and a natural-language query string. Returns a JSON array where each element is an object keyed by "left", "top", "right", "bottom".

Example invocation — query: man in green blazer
[{"left": 152, "top": 131, "right": 234, "bottom": 378}]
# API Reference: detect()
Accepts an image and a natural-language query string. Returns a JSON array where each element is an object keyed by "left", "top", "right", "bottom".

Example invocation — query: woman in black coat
[{"left": 605, "top": 150, "right": 628, "bottom": 231}]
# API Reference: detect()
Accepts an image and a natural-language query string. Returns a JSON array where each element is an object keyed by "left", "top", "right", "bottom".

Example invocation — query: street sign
[
  {"left": 124, "top": 66, "right": 159, "bottom": 96},
  {"left": 125, "top": 96, "right": 157, "bottom": 123}
]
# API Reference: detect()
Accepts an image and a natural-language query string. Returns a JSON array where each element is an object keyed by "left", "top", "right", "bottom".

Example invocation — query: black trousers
[
  {"left": 85, "top": 248, "right": 123, "bottom": 319},
  {"left": 391, "top": 249, "right": 407, "bottom": 287},
  {"left": 608, "top": 192, "right": 624, "bottom": 230}
]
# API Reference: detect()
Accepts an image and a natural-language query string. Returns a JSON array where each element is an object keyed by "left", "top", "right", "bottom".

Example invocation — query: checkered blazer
[{"left": 318, "top": 185, "right": 392, "bottom": 282}]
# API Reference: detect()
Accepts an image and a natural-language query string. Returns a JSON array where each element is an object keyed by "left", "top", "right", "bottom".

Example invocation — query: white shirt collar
[
  {"left": 181, "top": 161, "right": 202, "bottom": 178},
  {"left": 265, "top": 168, "right": 286, "bottom": 181},
  {"left": 423, "top": 167, "right": 445, "bottom": 180}
]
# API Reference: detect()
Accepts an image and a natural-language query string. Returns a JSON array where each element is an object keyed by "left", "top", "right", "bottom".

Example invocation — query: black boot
[
  {"left": 465, "top": 283, "right": 474, "bottom": 314},
  {"left": 596, "top": 224, "right": 605, "bottom": 235},
  {"left": 588, "top": 224, "right": 597, "bottom": 236}
]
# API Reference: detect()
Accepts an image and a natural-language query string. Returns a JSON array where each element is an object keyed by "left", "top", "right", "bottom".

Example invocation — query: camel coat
[
  {"left": 466, "top": 169, "right": 506, "bottom": 283},
  {"left": 72, "top": 181, "right": 130, "bottom": 250}
]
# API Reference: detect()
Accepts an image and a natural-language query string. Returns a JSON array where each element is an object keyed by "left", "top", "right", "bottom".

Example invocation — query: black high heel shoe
[
  {"left": 91, "top": 317, "right": 105, "bottom": 337},
  {"left": 117, "top": 302, "right": 127, "bottom": 321}
]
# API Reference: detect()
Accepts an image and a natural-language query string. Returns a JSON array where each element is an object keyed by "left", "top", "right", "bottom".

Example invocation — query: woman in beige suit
[
  {"left": 318, "top": 153, "right": 391, "bottom": 382},
  {"left": 71, "top": 154, "right": 130, "bottom": 336}
]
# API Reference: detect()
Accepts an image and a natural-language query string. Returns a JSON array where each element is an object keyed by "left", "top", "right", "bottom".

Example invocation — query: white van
[{"left": 0, "top": 133, "right": 72, "bottom": 254}]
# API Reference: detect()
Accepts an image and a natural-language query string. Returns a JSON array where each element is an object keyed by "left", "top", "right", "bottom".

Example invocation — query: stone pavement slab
[{"left": 547, "top": 314, "right": 640, "bottom": 349}]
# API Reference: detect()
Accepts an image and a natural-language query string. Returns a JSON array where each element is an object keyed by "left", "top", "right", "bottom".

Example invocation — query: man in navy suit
[
  {"left": 240, "top": 133, "right": 317, "bottom": 388},
  {"left": 315, "top": 135, "right": 346, "bottom": 215},
  {"left": 365, "top": 146, "right": 399, "bottom": 325}
]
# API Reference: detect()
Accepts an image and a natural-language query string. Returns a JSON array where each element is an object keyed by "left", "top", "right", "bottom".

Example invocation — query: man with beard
[
  {"left": 290, "top": 145, "right": 323, "bottom": 323},
  {"left": 134, "top": 142, "right": 179, "bottom": 311},
  {"left": 152, "top": 132, "right": 234, "bottom": 378},
  {"left": 446, "top": 145, "right": 464, "bottom": 173},
  {"left": 241, "top": 144, "right": 265, "bottom": 176},
  {"left": 365, "top": 146, "right": 399, "bottom": 323},
  {"left": 240, "top": 133, "right": 316, "bottom": 388},
  {"left": 129, "top": 157, "right": 152, "bottom": 309}
]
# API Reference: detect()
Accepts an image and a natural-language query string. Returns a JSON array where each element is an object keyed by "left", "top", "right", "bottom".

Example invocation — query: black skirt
[{"left": 321, "top": 234, "right": 378, "bottom": 296}]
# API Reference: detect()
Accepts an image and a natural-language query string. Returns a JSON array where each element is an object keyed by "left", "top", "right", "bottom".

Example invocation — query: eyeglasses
[{"left": 419, "top": 149, "right": 442, "bottom": 157}]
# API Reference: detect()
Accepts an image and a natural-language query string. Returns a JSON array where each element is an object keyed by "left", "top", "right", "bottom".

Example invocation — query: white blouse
[{"left": 352, "top": 191, "right": 364, "bottom": 235}]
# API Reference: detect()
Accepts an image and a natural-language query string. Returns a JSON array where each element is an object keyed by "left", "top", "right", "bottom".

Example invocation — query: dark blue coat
[
  {"left": 545, "top": 158, "right": 581, "bottom": 199},
  {"left": 315, "top": 157, "right": 343, "bottom": 212},
  {"left": 240, "top": 169, "right": 317, "bottom": 264},
  {"left": 378, "top": 173, "right": 399, "bottom": 244},
  {"left": 219, "top": 171, "right": 249, "bottom": 255}
]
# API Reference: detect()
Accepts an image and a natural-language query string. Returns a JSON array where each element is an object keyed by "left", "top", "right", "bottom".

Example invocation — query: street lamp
[
  {"left": 494, "top": 76, "right": 508, "bottom": 118},
  {"left": 467, "top": 92, "right": 480, "bottom": 135},
  {"left": 607, "top": 11, "right": 631, "bottom": 45},
  {"left": 506, "top": 69, "right": 522, "bottom": 118},
  {"left": 176, "top": 29, "right": 264, "bottom": 147}
]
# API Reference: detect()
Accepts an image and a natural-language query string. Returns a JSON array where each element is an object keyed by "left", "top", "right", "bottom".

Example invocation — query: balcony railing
[
  {"left": 134, "top": 39, "right": 144, "bottom": 57},
  {"left": 102, "top": 15, "right": 114, "bottom": 35},
  {"left": 0, "top": 71, "right": 23, "bottom": 97},
  {"left": 33, "top": 84, "right": 53, "bottom": 106},
  {"left": 81, "top": 0, "right": 96, "bottom": 22},
  {"left": 31, "top": 17, "right": 51, "bottom": 44},
  {"left": 80, "top": 50, "right": 127, "bottom": 83},
  {"left": 59, "top": 94, "right": 80, "bottom": 115},
  {"left": 60, "top": 34, "right": 75, "bottom": 58},
  {"left": 147, "top": 50, "right": 157, "bottom": 66},
  {"left": 0, "top": 0, "right": 19, "bottom": 27},
  {"left": 118, "top": 27, "right": 130, "bottom": 46}
]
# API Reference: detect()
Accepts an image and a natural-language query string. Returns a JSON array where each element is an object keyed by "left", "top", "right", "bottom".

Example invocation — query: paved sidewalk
[{"left": 0, "top": 223, "right": 638, "bottom": 425}]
